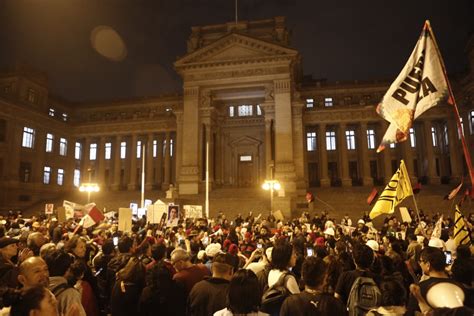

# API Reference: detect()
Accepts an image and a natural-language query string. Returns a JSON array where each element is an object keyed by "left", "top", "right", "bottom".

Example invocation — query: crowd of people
[{"left": 0, "top": 206, "right": 472, "bottom": 316}]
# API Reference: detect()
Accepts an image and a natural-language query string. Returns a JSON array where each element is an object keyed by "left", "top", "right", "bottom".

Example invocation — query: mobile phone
[
  {"left": 307, "top": 247, "right": 314, "bottom": 257},
  {"left": 444, "top": 251, "right": 452, "bottom": 265},
  {"left": 113, "top": 237, "right": 119, "bottom": 246},
  {"left": 257, "top": 243, "right": 262, "bottom": 249}
]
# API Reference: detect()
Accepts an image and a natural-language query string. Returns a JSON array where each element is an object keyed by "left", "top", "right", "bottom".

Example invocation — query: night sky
[{"left": 0, "top": 0, "right": 472, "bottom": 102}]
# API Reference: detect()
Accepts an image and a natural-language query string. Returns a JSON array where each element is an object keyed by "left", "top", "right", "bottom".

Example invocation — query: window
[
  {"left": 45, "top": 133, "right": 54, "bottom": 152},
  {"left": 470, "top": 110, "right": 474, "bottom": 135},
  {"left": 48, "top": 108, "right": 55, "bottom": 117},
  {"left": 344, "top": 96, "right": 352, "bottom": 106},
  {"left": 22, "top": 127, "right": 35, "bottom": 148},
  {"left": 324, "top": 97, "right": 333, "bottom": 107},
  {"left": 153, "top": 140, "right": 157, "bottom": 157},
  {"left": 120, "top": 141, "right": 127, "bottom": 159},
  {"left": 409, "top": 128, "right": 416, "bottom": 147},
  {"left": 27, "top": 88, "right": 37, "bottom": 103},
  {"left": 238, "top": 105, "right": 253, "bottom": 116},
  {"left": 367, "top": 129, "right": 376, "bottom": 150},
  {"left": 306, "top": 98, "right": 314, "bottom": 108},
  {"left": 170, "top": 139, "right": 174, "bottom": 156},
  {"left": 458, "top": 117, "right": 464, "bottom": 139},
  {"left": 3, "top": 84, "right": 11, "bottom": 94},
  {"left": 90, "top": 143, "right": 97, "bottom": 160},
  {"left": 431, "top": 127, "right": 438, "bottom": 147},
  {"left": 57, "top": 169, "right": 64, "bottom": 186},
  {"left": 73, "top": 169, "right": 81, "bottom": 187},
  {"left": 59, "top": 138, "right": 67, "bottom": 156},
  {"left": 62, "top": 113, "right": 68, "bottom": 122},
  {"left": 326, "top": 131, "right": 336, "bottom": 150},
  {"left": 137, "top": 141, "right": 142, "bottom": 158},
  {"left": 43, "top": 166, "right": 51, "bottom": 184},
  {"left": 20, "top": 162, "right": 31, "bottom": 183},
  {"left": 105, "top": 142, "right": 112, "bottom": 160},
  {"left": 256, "top": 105, "right": 262, "bottom": 116},
  {"left": 306, "top": 132, "right": 317, "bottom": 151},
  {"left": 240, "top": 155, "right": 252, "bottom": 161},
  {"left": 344, "top": 130, "right": 355, "bottom": 150},
  {"left": 362, "top": 95, "right": 372, "bottom": 104},
  {"left": 229, "top": 106, "right": 235, "bottom": 117},
  {"left": 444, "top": 125, "right": 449, "bottom": 146},
  {"left": 75, "top": 142, "right": 81, "bottom": 160}
]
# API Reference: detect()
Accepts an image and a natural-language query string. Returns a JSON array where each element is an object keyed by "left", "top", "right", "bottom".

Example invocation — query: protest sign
[
  {"left": 45, "top": 204, "right": 54, "bottom": 215},
  {"left": 118, "top": 208, "right": 132, "bottom": 232},
  {"left": 183, "top": 205, "right": 203, "bottom": 219}
]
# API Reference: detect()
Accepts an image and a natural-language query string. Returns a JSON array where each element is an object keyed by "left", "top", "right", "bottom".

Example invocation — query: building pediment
[
  {"left": 229, "top": 135, "right": 262, "bottom": 148},
  {"left": 175, "top": 33, "right": 298, "bottom": 69}
]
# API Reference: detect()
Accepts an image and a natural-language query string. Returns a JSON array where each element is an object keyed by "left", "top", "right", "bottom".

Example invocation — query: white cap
[
  {"left": 197, "top": 250, "right": 206, "bottom": 261},
  {"left": 358, "top": 219, "right": 365, "bottom": 225},
  {"left": 366, "top": 239, "right": 379, "bottom": 252},
  {"left": 428, "top": 237, "right": 445, "bottom": 250},
  {"left": 205, "top": 243, "right": 222, "bottom": 257}
]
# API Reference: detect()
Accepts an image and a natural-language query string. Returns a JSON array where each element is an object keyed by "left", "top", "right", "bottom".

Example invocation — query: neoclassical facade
[{"left": 0, "top": 17, "right": 473, "bottom": 216}]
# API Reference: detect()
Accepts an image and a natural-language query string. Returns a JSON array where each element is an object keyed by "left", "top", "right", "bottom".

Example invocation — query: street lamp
[
  {"left": 79, "top": 183, "right": 100, "bottom": 203},
  {"left": 262, "top": 179, "right": 281, "bottom": 214}
]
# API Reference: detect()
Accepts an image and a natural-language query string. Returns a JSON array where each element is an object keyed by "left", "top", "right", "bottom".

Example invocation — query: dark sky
[{"left": 0, "top": 0, "right": 472, "bottom": 102}]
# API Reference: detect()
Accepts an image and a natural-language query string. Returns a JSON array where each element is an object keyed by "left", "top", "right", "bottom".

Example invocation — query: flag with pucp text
[
  {"left": 376, "top": 21, "right": 449, "bottom": 152},
  {"left": 454, "top": 205, "right": 471, "bottom": 246},
  {"left": 370, "top": 160, "right": 413, "bottom": 219}
]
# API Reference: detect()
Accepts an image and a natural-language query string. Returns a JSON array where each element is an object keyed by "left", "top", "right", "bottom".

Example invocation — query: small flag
[
  {"left": 370, "top": 160, "right": 413, "bottom": 219},
  {"left": 413, "top": 182, "right": 422, "bottom": 195},
  {"left": 79, "top": 205, "right": 104, "bottom": 229},
  {"left": 443, "top": 182, "right": 463, "bottom": 200},
  {"left": 376, "top": 21, "right": 449, "bottom": 152},
  {"left": 367, "top": 188, "right": 379, "bottom": 205},
  {"left": 431, "top": 215, "right": 443, "bottom": 239},
  {"left": 453, "top": 205, "right": 471, "bottom": 246}
]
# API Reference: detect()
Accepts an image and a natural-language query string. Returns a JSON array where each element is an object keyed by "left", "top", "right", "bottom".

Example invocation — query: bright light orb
[{"left": 91, "top": 26, "right": 127, "bottom": 62}]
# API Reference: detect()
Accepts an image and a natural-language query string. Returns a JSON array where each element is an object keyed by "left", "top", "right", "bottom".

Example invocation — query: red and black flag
[
  {"left": 367, "top": 187, "right": 379, "bottom": 206},
  {"left": 413, "top": 182, "right": 422, "bottom": 194},
  {"left": 444, "top": 182, "right": 463, "bottom": 200}
]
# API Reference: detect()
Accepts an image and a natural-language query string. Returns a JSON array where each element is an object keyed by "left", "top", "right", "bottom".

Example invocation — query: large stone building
[{"left": 0, "top": 17, "right": 473, "bottom": 217}]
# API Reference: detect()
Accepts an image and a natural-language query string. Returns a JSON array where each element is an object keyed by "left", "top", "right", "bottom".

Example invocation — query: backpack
[
  {"left": 261, "top": 271, "right": 291, "bottom": 316},
  {"left": 51, "top": 282, "right": 74, "bottom": 299},
  {"left": 347, "top": 276, "right": 381, "bottom": 316}
]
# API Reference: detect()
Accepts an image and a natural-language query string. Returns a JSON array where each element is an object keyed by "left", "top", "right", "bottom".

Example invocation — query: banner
[
  {"left": 370, "top": 160, "right": 413, "bottom": 219},
  {"left": 118, "top": 208, "right": 132, "bottom": 233},
  {"left": 454, "top": 205, "right": 471, "bottom": 246},
  {"left": 44, "top": 204, "right": 54, "bottom": 215},
  {"left": 183, "top": 205, "right": 203, "bottom": 219},
  {"left": 376, "top": 21, "right": 448, "bottom": 152}
]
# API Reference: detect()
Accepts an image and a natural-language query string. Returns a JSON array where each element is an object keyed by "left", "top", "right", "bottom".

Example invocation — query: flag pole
[
  {"left": 401, "top": 159, "right": 427, "bottom": 237},
  {"left": 205, "top": 141, "right": 209, "bottom": 218},
  {"left": 141, "top": 143, "right": 145, "bottom": 209},
  {"left": 425, "top": 20, "right": 474, "bottom": 186}
]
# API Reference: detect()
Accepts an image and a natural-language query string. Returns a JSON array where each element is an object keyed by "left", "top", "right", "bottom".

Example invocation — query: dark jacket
[
  {"left": 0, "top": 256, "right": 18, "bottom": 288},
  {"left": 187, "top": 277, "right": 230, "bottom": 316}
]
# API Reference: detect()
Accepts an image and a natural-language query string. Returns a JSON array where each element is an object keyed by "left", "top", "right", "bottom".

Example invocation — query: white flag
[{"left": 377, "top": 21, "right": 449, "bottom": 152}]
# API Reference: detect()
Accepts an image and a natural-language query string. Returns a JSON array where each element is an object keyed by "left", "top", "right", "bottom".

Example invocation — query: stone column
[
  {"left": 447, "top": 119, "right": 463, "bottom": 182},
  {"left": 215, "top": 126, "right": 222, "bottom": 185},
  {"left": 400, "top": 136, "right": 417, "bottom": 184},
  {"left": 175, "top": 111, "right": 184, "bottom": 186},
  {"left": 378, "top": 122, "right": 393, "bottom": 183},
  {"left": 155, "top": 134, "right": 163, "bottom": 187},
  {"left": 111, "top": 135, "right": 122, "bottom": 191},
  {"left": 81, "top": 137, "right": 91, "bottom": 182},
  {"left": 358, "top": 122, "right": 373, "bottom": 186},
  {"left": 65, "top": 137, "right": 76, "bottom": 190},
  {"left": 128, "top": 134, "right": 137, "bottom": 190},
  {"left": 179, "top": 86, "right": 200, "bottom": 194},
  {"left": 422, "top": 120, "right": 440, "bottom": 184},
  {"left": 162, "top": 131, "right": 171, "bottom": 190},
  {"left": 318, "top": 123, "right": 330, "bottom": 187},
  {"left": 337, "top": 123, "right": 351, "bottom": 186},
  {"left": 204, "top": 123, "right": 215, "bottom": 185},
  {"left": 292, "top": 102, "right": 306, "bottom": 189},
  {"left": 97, "top": 136, "right": 106, "bottom": 186},
  {"left": 264, "top": 117, "right": 273, "bottom": 178},
  {"left": 145, "top": 133, "right": 155, "bottom": 190},
  {"left": 32, "top": 129, "right": 46, "bottom": 184}
]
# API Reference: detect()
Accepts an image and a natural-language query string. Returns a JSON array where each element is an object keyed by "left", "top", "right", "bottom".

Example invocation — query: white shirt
[{"left": 268, "top": 269, "right": 300, "bottom": 294}]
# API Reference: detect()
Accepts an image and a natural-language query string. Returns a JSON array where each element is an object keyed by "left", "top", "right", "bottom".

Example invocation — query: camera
[{"left": 306, "top": 247, "right": 314, "bottom": 257}]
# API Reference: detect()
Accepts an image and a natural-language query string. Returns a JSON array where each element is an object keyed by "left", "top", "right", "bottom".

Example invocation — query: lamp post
[
  {"left": 79, "top": 183, "right": 100, "bottom": 203},
  {"left": 262, "top": 179, "right": 281, "bottom": 215}
]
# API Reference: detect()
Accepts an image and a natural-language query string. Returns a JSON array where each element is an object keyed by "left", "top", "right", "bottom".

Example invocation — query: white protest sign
[
  {"left": 183, "top": 205, "right": 203, "bottom": 219},
  {"left": 45, "top": 204, "right": 54, "bottom": 215},
  {"left": 118, "top": 208, "right": 132, "bottom": 232},
  {"left": 146, "top": 204, "right": 167, "bottom": 224}
]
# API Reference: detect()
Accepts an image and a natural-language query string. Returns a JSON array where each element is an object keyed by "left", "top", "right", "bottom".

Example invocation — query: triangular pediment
[
  {"left": 229, "top": 136, "right": 262, "bottom": 148},
  {"left": 175, "top": 33, "right": 297, "bottom": 67}
]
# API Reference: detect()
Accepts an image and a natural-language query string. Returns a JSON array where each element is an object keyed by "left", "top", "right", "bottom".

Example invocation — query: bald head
[{"left": 18, "top": 256, "right": 49, "bottom": 289}]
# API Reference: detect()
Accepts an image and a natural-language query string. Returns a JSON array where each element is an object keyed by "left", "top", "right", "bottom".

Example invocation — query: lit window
[
  {"left": 444, "top": 125, "right": 449, "bottom": 146},
  {"left": 75, "top": 142, "right": 82, "bottom": 160},
  {"left": 306, "top": 98, "right": 314, "bottom": 108},
  {"left": 120, "top": 141, "right": 127, "bottom": 159},
  {"left": 367, "top": 129, "right": 376, "bottom": 150},
  {"left": 22, "top": 127, "right": 35, "bottom": 148},
  {"left": 59, "top": 138, "right": 67, "bottom": 156},
  {"left": 57, "top": 169, "right": 64, "bottom": 186},
  {"left": 238, "top": 105, "right": 253, "bottom": 116},
  {"left": 49, "top": 108, "right": 55, "bottom": 117},
  {"left": 326, "top": 131, "right": 336, "bottom": 150},
  {"left": 240, "top": 155, "right": 252, "bottom": 161},
  {"left": 409, "top": 128, "right": 416, "bottom": 147},
  {"left": 170, "top": 139, "right": 174, "bottom": 156},
  {"left": 306, "top": 132, "right": 317, "bottom": 151},
  {"left": 45, "top": 133, "right": 54, "bottom": 152},
  {"left": 105, "top": 142, "right": 112, "bottom": 160},
  {"left": 431, "top": 127, "right": 438, "bottom": 147},
  {"left": 256, "top": 105, "right": 262, "bottom": 116},
  {"left": 229, "top": 106, "right": 234, "bottom": 117},
  {"left": 73, "top": 169, "right": 80, "bottom": 187},
  {"left": 346, "top": 130, "right": 356, "bottom": 150},
  {"left": 27, "top": 88, "right": 37, "bottom": 103},
  {"left": 163, "top": 140, "right": 167, "bottom": 156},
  {"left": 324, "top": 97, "right": 333, "bottom": 107},
  {"left": 153, "top": 140, "right": 157, "bottom": 157},
  {"left": 62, "top": 113, "right": 68, "bottom": 122},
  {"left": 470, "top": 110, "right": 474, "bottom": 135},
  {"left": 137, "top": 141, "right": 142, "bottom": 158},
  {"left": 90, "top": 143, "right": 97, "bottom": 160},
  {"left": 43, "top": 166, "right": 51, "bottom": 184},
  {"left": 344, "top": 96, "right": 352, "bottom": 106},
  {"left": 458, "top": 117, "right": 464, "bottom": 139}
]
